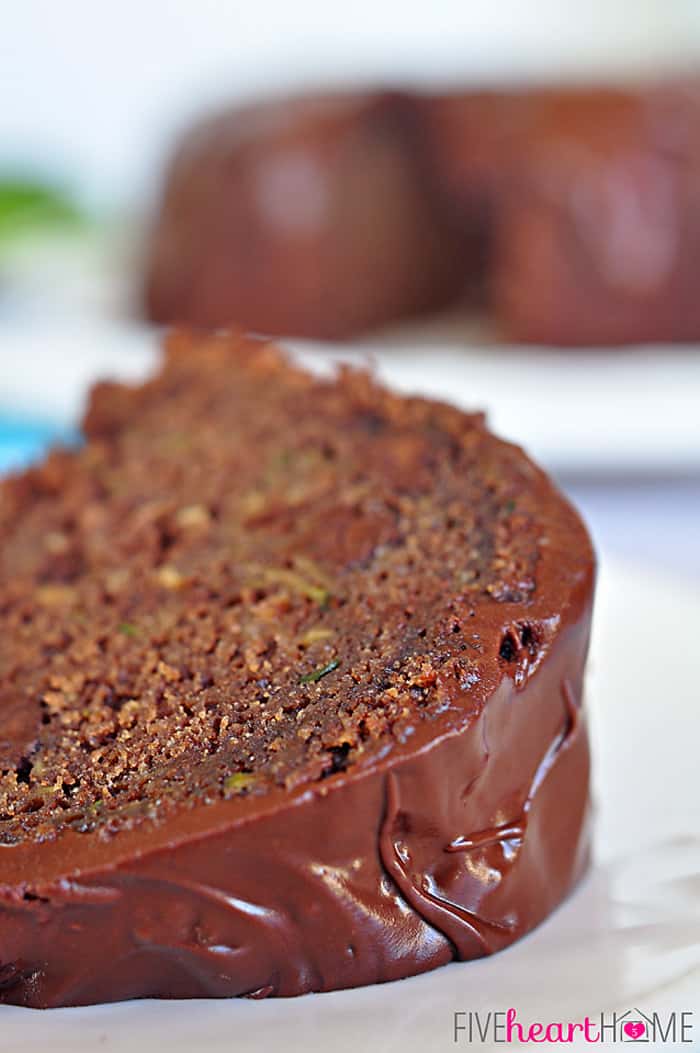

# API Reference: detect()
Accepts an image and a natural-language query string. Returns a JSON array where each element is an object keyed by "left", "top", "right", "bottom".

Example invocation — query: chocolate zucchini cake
[{"left": 0, "top": 330, "right": 595, "bottom": 1007}]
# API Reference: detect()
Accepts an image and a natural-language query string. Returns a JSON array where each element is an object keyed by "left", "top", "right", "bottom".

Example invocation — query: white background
[{"left": 4, "top": 0, "right": 700, "bottom": 209}]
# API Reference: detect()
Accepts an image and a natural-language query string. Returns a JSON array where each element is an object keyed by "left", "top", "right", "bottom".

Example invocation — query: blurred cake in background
[
  {"left": 144, "top": 79, "right": 700, "bottom": 346},
  {"left": 144, "top": 92, "right": 464, "bottom": 339},
  {"left": 487, "top": 83, "right": 700, "bottom": 345},
  {"left": 419, "top": 88, "right": 537, "bottom": 303}
]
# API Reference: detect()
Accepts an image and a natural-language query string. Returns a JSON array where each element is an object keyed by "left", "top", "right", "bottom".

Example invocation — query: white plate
[
  {"left": 1, "top": 318, "right": 700, "bottom": 476},
  {"left": 2, "top": 559, "right": 699, "bottom": 1052}
]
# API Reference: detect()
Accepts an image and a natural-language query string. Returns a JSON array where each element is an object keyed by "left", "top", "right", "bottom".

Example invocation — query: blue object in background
[{"left": 0, "top": 413, "right": 80, "bottom": 474}]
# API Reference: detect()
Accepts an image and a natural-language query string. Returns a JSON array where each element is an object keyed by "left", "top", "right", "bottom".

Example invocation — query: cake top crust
[{"left": 0, "top": 331, "right": 593, "bottom": 850}]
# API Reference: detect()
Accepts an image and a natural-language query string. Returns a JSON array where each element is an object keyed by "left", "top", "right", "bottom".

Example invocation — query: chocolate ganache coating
[{"left": 0, "top": 331, "right": 594, "bottom": 1007}]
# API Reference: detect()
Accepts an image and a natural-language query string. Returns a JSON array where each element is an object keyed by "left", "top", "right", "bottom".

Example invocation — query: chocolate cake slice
[{"left": 0, "top": 330, "right": 595, "bottom": 1007}]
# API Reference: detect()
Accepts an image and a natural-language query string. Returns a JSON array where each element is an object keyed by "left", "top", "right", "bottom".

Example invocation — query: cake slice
[{"left": 0, "top": 330, "right": 594, "bottom": 1007}]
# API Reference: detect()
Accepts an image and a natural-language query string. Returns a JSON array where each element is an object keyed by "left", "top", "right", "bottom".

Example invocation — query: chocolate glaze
[{"left": 0, "top": 508, "right": 593, "bottom": 1007}]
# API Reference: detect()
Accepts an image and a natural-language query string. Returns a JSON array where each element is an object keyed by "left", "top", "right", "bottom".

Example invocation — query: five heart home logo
[{"left": 453, "top": 1006, "right": 695, "bottom": 1044}]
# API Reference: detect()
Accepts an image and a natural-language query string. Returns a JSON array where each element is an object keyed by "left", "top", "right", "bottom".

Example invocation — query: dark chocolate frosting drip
[{"left": 378, "top": 675, "right": 585, "bottom": 961}]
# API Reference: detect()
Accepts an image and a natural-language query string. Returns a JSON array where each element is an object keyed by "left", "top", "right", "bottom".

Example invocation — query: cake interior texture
[{"left": 0, "top": 332, "right": 543, "bottom": 845}]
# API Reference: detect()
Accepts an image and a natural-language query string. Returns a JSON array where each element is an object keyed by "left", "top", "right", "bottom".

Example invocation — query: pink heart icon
[{"left": 624, "top": 1021, "right": 646, "bottom": 1040}]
